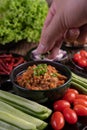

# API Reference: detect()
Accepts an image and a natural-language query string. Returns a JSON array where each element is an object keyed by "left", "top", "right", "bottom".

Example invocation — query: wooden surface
[{"left": 0, "top": 41, "right": 38, "bottom": 56}]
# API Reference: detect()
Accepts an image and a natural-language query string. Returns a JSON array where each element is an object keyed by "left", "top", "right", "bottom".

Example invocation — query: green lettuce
[{"left": 0, "top": 0, "right": 48, "bottom": 45}]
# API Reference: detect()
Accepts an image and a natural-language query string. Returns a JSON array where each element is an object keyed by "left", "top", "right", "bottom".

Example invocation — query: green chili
[{"left": 33, "top": 64, "right": 47, "bottom": 76}]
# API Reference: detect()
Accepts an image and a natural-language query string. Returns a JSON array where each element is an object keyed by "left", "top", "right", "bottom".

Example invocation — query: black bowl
[
  {"left": 26, "top": 47, "right": 68, "bottom": 64},
  {"left": 10, "top": 60, "right": 71, "bottom": 103}
]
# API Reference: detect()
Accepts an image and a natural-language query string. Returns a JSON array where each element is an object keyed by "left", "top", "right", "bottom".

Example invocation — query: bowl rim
[
  {"left": 10, "top": 60, "right": 72, "bottom": 92},
  {"left": 27, "top": 47, "right": 68, "bottom": 62}
]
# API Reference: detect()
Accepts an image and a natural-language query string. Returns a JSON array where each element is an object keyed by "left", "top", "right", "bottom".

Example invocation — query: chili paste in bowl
[{"left": 10, "top": 60, "right": 71, "bottom": 103}]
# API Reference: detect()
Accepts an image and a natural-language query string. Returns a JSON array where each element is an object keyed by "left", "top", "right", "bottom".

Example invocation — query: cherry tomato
[
  {"left": 73, "top": 53, "right": 81, "bottom": 63},
  {"left": 63, "top": 108, "right": 78, "bottom": 124},
  {"left": 78, "top": 58, "right": 87, "bottom": 68},
  {"left": 66, "top": 88, "right": 79, "bottom": 95},
  {"left": 63, "top": 91, "right": 76, "bottom": 103},
  {"left": 53, "top": 100, "right": 70, "bottom": 112},
  {"left": 76, "top": 94, "right": 87, "bottom": 101},
  {"left": 74, "top": 104, "right": 87, "bottom": 116},
  {"left": 80, "top": 50, "right": 87, "bottom": 58},
  {"left": 51, "top": 111, "right": 65, "bottom": 130},
  {"left": 74, "top": 99, "right": 87, "bottom": 107}
]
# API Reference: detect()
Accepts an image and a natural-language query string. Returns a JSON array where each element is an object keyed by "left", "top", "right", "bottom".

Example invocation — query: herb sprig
[{"left": 33, "top": 64, "right": 47, "bottom": 76}]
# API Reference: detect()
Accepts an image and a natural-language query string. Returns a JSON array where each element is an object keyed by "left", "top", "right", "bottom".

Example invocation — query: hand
[
  {"left": 33, "top": 0, "right": 87, "bottom": 59},
  {"left": 65, "top": 24, "right": 87, "bottom": 46},
  {"left": 46, "top": 0, "right": 87, "bottom": 46}
]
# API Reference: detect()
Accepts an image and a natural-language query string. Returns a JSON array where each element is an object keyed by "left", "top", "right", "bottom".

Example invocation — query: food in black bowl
[{"left": 10, "top": 60, "right": 71, "bottom": 103}]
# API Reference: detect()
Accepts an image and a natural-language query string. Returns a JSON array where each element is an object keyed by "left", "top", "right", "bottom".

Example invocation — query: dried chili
[{"left": 0, "top": 53, "right": 25, "bottom": 75}]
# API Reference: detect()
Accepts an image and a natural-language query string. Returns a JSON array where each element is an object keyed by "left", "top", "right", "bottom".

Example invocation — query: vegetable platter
[
  {"left": 0, "top": 45, "right": 87, "bottom": 130},
  {"left": 0, "top": 86, "right": 87, "bottom": 130},
  {"left": 0, "top": 77, "right": 87, "bottom": 130}
]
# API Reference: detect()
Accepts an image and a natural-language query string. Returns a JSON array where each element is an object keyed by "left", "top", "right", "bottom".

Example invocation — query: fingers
[
  {"left": 42, "top": 1, "right": 55, "bottom": 30},
  {"left": 34, "top": 0, "right": 87, "bottom": 57},
  {"left": 77, "top": 24, "right": 87, "bottom": 44},
  {"left": 47, "top": 40, "right": 62, "bottom": 59},
  {"left": 33, "top": 2, "right": 56, "bottom": 55},
  {"left": 64, "top": 28, "right": 80, "bottom": 42},
  {"left": 64, "top": 25, "right": 87, "bottom": 46},
  {"left": 36, "top": 1, "right": 66, "bottom": 55}
]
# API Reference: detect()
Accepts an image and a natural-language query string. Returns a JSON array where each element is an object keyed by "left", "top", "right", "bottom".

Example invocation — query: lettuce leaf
[{"left": 0, "top": 0, "right": 48, "bottom": 45}]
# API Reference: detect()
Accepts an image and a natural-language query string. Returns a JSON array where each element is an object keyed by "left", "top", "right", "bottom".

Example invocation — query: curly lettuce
[{"left": 0, "top": 0, "right": 48, "bottom": 45}]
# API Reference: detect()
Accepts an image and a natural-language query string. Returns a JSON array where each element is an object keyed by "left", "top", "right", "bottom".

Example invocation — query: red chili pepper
[
  {"left": 0, "top": 54, "right": 25, "bottom": 75},
  {"left": 13, "top": 57, "right": 25, "bottom": 67},
  {"left": 0, "top": 62, "right": 10, "bottom": 75}
]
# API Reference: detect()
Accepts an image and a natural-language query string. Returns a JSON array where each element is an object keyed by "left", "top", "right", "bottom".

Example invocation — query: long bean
[{"left": 71, "top": 72, "right": 87, "bottom": 94}]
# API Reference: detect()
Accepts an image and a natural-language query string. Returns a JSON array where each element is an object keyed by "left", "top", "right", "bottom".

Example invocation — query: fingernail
[
  {"left": 32, "top": 44, "right": 45, "bottom": 55},
  {"left": 70, "top": 29, "right": 80, "bottom": 37},
  {"left": 37, "top": 44, "right": 45, "bottom": 53}
]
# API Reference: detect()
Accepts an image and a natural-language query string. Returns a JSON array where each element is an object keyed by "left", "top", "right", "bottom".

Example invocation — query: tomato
[
  {"left": 63, "top": 107, "right": 78, "bottom": 124},
  {"left": 73, "top": 53, "right": 81, "bottom": 63},
  {"left": 53, "top": 100, "right": 70, "bottom": 112},
  {"left": 80, "top": 50, "right": 87, "bottom": 58},
  {"left": 63, "top": 108, "right": 78, "bottom": 124},
  {"left": 78, "top": 58, "right": 87, "bottom": 68},
  {"left": 63, "top": 91, "right": 76, "bottom": 103},
  {"left": 51, "top": 111, "right": 65, "bottom": 130},
  {"left": 73, "top": 50, "right": 87, "bottom": 68},
  {"left": 74, "top": 104, "right": 87, "bottom": 116},
  {"left": 76, "top": 94, "right": 87, "bottom": 101},
  {"left": 74, "top": 99, "right": 87, "bottom": 107},
  {"left": 66, "top": 88, "right": 79, "bottom": 95}
]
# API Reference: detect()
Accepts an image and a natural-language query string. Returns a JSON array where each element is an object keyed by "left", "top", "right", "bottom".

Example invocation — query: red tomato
[
  {"left": 74, "top": 104, "right": 87, "bottom": 116},
  {"left": 63, "top": 108, "right": 78, "bottom": 124},
  {"left": 80, "top": 50, "right": 87, "bottom": 58},
  {"left": 53, "top": 100, "right": 70, "bottom": 112},
  {"left": 74, "top": 99, "right": 87, "bottom": 107},
  {"left": 51, "top": 111, "right": 65, "bottom": 130},
  {"left": 76, "top": 94, "right": 87, "bottom": 101},
  {"left": 66, "top": 88, "right": 79, "bottom": 95},
  {"left": 63, "top": 91, "right": 76, "bottom": 103},
  {"left": 73, "top": 53, "right": 81, "bottom": 63},
  {"left": 78, "top": 58, "right": 87, "bottom": 68}
]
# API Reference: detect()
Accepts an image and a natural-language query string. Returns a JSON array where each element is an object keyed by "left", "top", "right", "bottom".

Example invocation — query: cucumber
[
  {"left": 0, "top": 101, "right": 47, "bottom": 130},
  {"left": 0, "top": 120, "right": 21, "bottom": 130},
  {"left": 0, "top": 110, "right": 37, "bottom": 130},
  {"left": 0, "top": 126, "right": 9, "bottom": 130},
  {"left": 0, "top": 98, "right": 50, "bottom": 120},
  {"left": 0, "top": 90, "right": 52, "bottom": 120},
  {"left": 0, "top": 90, "right": 46, "bottom": 113}
]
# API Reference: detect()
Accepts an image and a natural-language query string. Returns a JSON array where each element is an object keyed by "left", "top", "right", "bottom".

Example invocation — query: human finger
[
  {"left": 64, "top": 28, "right": 80, "bottom": 42},
  {"left": 32, "top": 1, "right": 56, "bottom": 55},
  {"left": 77, "top": 24, "right": 87, "bottom": 44},
  {"left": 47, "top": 40, "right": 62, "bottom": 59}
]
